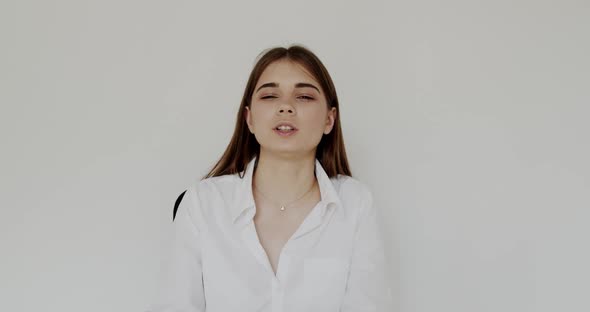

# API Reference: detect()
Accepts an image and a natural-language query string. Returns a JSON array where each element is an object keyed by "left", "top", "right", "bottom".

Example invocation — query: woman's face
[{"left": 245, "top": 59, "right": 336, "bottom": 158}]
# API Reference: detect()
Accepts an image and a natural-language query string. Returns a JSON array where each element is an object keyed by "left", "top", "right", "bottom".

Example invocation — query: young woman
[{"left": 148, "top": 45, "right": 391, "bottom": 311}]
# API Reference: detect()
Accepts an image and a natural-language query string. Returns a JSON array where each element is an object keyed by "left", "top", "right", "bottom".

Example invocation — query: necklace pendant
[{"left": 280, "top": 206, "right": 285, "bottom": 211}]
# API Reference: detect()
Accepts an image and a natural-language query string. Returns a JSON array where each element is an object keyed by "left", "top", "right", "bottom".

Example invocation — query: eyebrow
[{"left": 255, "top": 82, "right": 321, "bottom": 94}]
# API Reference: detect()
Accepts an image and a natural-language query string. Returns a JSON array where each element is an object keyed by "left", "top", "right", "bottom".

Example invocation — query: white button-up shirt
[{"left": 147, "top": 157, "right": 392, "bottom": 312}]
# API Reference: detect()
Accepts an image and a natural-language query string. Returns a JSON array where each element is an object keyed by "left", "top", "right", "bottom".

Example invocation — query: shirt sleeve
[
  {"left": 340, "top": 185, "right": 393, "bottom": 312},
  {"left": 146, "top": 187, "right": 206, "bottom": 312}
]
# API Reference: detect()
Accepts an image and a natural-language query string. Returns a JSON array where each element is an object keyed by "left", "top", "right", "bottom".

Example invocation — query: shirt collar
[{"left": 231, "top": 156, "right": 344, "bottom": 224}]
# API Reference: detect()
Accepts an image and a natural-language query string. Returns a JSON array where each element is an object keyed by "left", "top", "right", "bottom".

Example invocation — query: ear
[
  {"left": 244, "top": 106, "right": 254, "bottom": 133},
  {"left": 324, "top": 107, "right": 336, "bottom": 135}
]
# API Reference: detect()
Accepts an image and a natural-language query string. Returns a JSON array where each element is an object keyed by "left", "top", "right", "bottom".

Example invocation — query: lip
[
  {"left": 273, "top": 128, "right": 298, "bottom": 137},
  {"left": 273, "top": 121, "right": 298, "bottom": 137},
  {"left": 273, "top": 121, "right": 298, "bottom": 131}
]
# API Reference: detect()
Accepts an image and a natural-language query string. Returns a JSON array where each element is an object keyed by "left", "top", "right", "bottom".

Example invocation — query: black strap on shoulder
[{"left": 172, "top": 190, "right": 187, "bottom": 221}]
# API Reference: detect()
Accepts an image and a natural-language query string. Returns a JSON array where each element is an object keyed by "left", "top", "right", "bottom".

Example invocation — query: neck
[{"left": 252, "top": 150, "right": 317, "bottom": 205}]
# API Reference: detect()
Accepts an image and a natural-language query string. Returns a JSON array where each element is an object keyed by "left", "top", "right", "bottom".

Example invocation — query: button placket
[{"left": 271, "top": 276, "right": 284, "bottom": 311}]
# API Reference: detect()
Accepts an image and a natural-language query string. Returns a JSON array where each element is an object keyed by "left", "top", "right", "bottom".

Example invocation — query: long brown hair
[{"left": 203, "top": 44, "right": 351, "bottom": 179}]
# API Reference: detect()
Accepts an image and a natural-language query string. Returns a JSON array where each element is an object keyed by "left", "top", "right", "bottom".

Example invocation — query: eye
[
  {"left": 298, "top": 95, "right": 315, "bottom": 101},
  {"left": 260, "top": 95, "right": 277, "bottom": 100}
]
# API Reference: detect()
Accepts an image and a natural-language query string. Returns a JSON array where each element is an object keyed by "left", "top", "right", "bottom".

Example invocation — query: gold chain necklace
[{"left": 253, "top": 179, "right": 316, "bottom": 212}]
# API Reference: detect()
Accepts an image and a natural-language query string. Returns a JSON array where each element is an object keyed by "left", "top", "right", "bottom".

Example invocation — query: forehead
[{"left": 256, "top": 60, "right": 320, "bottom": 88}]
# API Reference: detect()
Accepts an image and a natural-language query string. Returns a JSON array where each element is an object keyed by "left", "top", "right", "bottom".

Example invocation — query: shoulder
[
  {"left": 331, "top": 174, "right": 373, "bottom": 200},
  {"left": 187, "top": 173, "right": 244, "bottom": 203},
  {"left": 173, "top": 173, "right": 243, "bottom": 221},
  {"left": 329, "top": 174, "right": 375, "bottom": 218}
]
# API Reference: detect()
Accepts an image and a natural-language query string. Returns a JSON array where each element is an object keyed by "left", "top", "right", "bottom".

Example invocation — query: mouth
[{"left": 273, "top": 123, "right": 298, "bottom": 136}]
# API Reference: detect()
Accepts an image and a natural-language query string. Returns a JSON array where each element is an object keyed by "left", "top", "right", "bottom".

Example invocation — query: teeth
[{"left": 277, "top": 125, "right": 293, "bottom": 130}]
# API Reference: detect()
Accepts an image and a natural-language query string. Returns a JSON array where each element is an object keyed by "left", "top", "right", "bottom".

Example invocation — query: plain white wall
[{"left": 1, "top": 1, "right": 588, "bottom": 311}]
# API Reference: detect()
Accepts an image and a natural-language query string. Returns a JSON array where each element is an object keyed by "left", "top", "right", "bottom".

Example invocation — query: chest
[
  {"left": 198, "top": 193, "right": 354, "bottom": 311},
  {"left": 253, "top": 193, "right": 321, "bottom": 275}
]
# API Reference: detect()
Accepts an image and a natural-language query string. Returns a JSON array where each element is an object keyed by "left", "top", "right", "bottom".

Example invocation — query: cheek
[
  {"left": 306, "top": 109, "right": 329, "bottom": 131},
  {"left": 311, "top": 118, "right": 327, "bottom": 133},
  {"left": 249, "top": 106, "right": 272, "bottom": 128}
]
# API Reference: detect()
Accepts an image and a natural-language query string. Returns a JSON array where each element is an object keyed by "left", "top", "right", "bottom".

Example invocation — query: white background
[{"left": 1, "top": 1, "right": 588, "bottom": 311}]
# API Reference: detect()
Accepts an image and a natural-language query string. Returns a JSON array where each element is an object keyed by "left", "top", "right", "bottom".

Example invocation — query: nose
[{"left": 276, "top": 102, "right": 296, "bottom": 116}]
